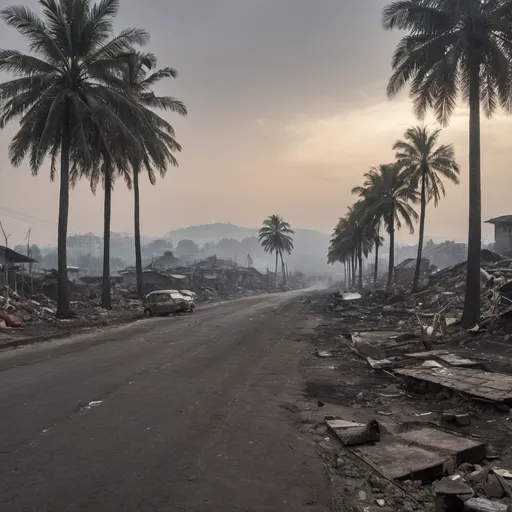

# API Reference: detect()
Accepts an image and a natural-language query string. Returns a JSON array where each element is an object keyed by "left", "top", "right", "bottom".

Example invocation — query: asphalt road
[{"left": 0, "top": 292, "right": 329, "bottom": 512}]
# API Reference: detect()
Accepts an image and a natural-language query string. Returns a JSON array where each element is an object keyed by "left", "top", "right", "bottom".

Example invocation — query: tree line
[
  {"left": 328, "top": 125, "right": 459, "bottom": 292},
  {"left": 0, "top": 0, "right": 186, "bottom": 316},
  {"left": 329, "top": 0, "right": 512, "bottom": 328}
]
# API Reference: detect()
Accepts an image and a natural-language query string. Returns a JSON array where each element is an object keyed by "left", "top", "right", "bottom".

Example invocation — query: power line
[{"left": 0, "top": 206, "right": 56, "bottom": 226}]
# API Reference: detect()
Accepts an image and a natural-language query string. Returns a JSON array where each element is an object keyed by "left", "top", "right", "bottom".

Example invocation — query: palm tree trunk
[
  {"left": 280, "top": 252, "right": 286, "bottom": 285},
  {"left": 374, "top": 240, "right": 379, "bottom": 286},
  {"left": 387, "top": 214, "right": 395, "bottom": 292},
  {"left": 275, "top": 251, "right": 279, "bottom": 289},
  {"left": 358, "top": 245, "right": 363, "bottom": 289},
  {"left": 102, "top": 161, "right": 113, "bottom": 310},
  {"left": 133, "top": 166, "right": 144, "bottom": 299},
  {"left": 344, "top": 261, "right": 347, "bottom": 288},
  {"left": 412, "top": 172, "right": 427, "bottom": 293},
  {"left": 462, "top": 56, "right": 481, "bottom": 328},
  {"left": 351, "top": 253, "right": 356, "bottom": 288},
  {"left": 56, "top": 112, "right": 72, "bottom": 318}
]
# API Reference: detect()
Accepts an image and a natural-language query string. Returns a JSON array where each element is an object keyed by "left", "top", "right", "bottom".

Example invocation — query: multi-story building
[{"left": 67, "top": 233, "right": 103, "bottom": 257}]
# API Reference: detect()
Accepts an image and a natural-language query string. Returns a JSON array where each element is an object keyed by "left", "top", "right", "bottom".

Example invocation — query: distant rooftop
[
  {"left": 486, "top": 215, "right": 512, "bottom": 225},
  {"left": 0, "top": 245, "right": 36, "bottom": 264}
]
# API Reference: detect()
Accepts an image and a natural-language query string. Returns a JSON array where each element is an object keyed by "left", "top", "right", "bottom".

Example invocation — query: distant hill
[
  {"left": 164, "top": 223, "right": 335, "bottom": 275},
  {"left": 164, "top": 222, "right": 329, "bottom": 247},
  {"left": 164, "top": 223, "right": 257, "bottom": 245}
]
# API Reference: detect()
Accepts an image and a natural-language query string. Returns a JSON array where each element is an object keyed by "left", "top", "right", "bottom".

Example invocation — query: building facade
[{"left": 485, "top": 215, "right": 512, "bottom": 255}]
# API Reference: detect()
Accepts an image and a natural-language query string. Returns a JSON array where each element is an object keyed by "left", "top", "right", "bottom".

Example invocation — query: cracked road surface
[{"left": 0, "top": 292, "right": 328, "bottom": 512}]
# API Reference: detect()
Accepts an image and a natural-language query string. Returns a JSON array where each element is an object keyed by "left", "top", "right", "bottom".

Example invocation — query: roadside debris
[{"left": 326, "top": 418, "right": 381, "bottom": 446}]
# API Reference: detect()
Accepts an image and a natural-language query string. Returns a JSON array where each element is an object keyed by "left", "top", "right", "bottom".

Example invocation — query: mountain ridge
[{"left": 164, "top": 222, "right": 330, "bottom": 245}]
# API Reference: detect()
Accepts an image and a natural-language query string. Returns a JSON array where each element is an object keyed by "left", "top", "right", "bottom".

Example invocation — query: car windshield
[{"left": 170, "top": 293, "right": 183, "bottom": 300}]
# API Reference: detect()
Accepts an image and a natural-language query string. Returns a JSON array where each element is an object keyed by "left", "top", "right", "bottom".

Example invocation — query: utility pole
[
  {"left": 0, "top": 221, "right": 11, "bottom": 288},
  {"left": 25, "top": 228, "right": 33, "bottom": 295}
]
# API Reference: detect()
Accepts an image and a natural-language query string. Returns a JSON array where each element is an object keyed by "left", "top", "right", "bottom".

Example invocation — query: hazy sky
[{"left": 1, "top": 0, "right": 511, "bottom": 246}]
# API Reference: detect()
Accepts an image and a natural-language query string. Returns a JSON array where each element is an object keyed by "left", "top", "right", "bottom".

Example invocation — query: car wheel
[{"left": 144, "top": 308, "right": 152, "bottom": 318}]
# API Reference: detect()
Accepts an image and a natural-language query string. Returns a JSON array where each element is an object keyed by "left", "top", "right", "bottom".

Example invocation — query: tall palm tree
[
  {"left": 328, "top": 216, "right": 352, "bottom": 286},
  {"left": 258, "top": 215, "right": 294, "bottom": 288},
  {"left": 0, "top": 0, "right": 149, "bottom": 317},
  {"left": 394, "top": 126, "right": 460, "bottom": 292},
  {"left": 120, "top": 53, "right": 187, "bottom": 299},
  {"left": 371, "top": 231, "right": 384, "bottom": 286},
  {"left": 382, "top": 0, "right": 512, "bottom": 325},
  {"left": 348, "top": 203, "right": 374, "bottom": 289},
  {"left": 328, "top": 206, "right": 374, "bottom": 290},
  {"left": 353, "top": 164, "right": 419, "bottom": 291},
  {"left": 81, "top": 125, "right": 132, "bottom": 310}
]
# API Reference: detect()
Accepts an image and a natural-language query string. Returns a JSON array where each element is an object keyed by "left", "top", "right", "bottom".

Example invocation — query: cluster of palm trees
[
  {"left": 331, "top": 0, "right": 512, "bottom": 328},
  {"left": 258, "top": 214, "right": 294, "bottom": 287},
  {"left": 328, "top": 125, "right": 459, "bottom": 293},
  {"left": 0, "top": 0, "right": 186, "bottom": 317}
]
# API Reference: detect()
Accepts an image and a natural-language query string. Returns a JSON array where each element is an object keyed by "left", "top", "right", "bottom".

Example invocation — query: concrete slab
[
  {"left": 404, "top": 350, "right": 450, "bottom": 360},
  {"left": 437, "top": 354, "right": 479, "bottom": 367},
  {"left": 357, "top": 438, "right": 447, "bottom": 480},
  {"left": 354, "top": 426, "right": 486, "bottom": 481},
  {"left": 395, "top": 366, "right": 512, "bottom": 402}
]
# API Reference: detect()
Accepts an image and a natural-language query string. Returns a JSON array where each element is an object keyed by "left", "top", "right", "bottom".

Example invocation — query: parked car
[
  {"left": 177, "top": 290, "right": 196, "bottom": 312},
  {"left": 143, "top": 290, "right": 188, "bottom": 317}
]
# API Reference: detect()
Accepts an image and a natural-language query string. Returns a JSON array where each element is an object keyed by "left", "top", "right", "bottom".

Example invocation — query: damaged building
[
  {"left": 486, "top": 215, "right": 512, "bottom": 255},
  {"left": 0, "top": 245, "right": 37, "bottom": 289},
  {"left": 394, "top": 258, "right": 430, "bottom": 286}
]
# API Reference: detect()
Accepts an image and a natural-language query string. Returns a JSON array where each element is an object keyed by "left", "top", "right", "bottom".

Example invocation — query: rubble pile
[
  {"left": 0, "top": 284, "right": 141, "bottom": 330},
  {"left": 394, "top": 248, "right": 512, "bottom": 330},
  {"left": 0, "top": 285, "right": 58, "bottom": 325},
  {"left": 329, "top": 249, "right": 512, "bottom": 342},
  {"left": 307, "top": 253, "right": 512, "bottom": 512}
]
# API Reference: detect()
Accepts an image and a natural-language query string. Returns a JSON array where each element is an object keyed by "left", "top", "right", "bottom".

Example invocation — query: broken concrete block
[
  {"left": 376, "top": 498, "right": 386, "bottom": 506},
  {"left": 435, "top": 475, "right": 473, "bottom": 498},
  {"left": 468, "top": 468, "right": 489, "bottom": 484},
  {"left": 455, "top": 413, "right": 472, "bottom": 426},
  {"left": 442, "top": 412, "right": 456, "bottom": 423},
  {"left": 495, "top": 403, "right": 511, "bottom": 413},
  {"left": 484, "top": 473, "right": 504, "bottom": 499},
  {"left": 465, "top": 497, "right": 509, "bottom": 511}
]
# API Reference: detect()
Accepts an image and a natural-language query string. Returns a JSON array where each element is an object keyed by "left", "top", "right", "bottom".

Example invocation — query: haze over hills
[
  {"left": 164, "top": 223, "right": 329, "bottom": 246},
  {"left": 164, "top": 223, "right": 335, "bottom": 276}
]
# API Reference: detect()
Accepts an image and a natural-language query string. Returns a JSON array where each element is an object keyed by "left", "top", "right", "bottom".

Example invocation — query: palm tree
[
  {"left": 81, "top": 125, "right": 132, "bottom": 310},
  {"left": 382, "top": 0, "right": 512, "bottom": 325},
  {"left": 348, "top": 204, "right": 374, "bottom": 289},
  {"left": 0, "top": 0, "right": 149, "bottom": 317},
  {"left": 328, "top": 205, "right": 374, "bottom": 290},
  {"left": 371, "top": 231, "right": 384, "bottom": 286},
  {"left": 120, "top": 53, "right": 187, "bottom": 299},
  {"left": 328, "top": 216, "right": 352, "bottom": 287},
  {"left": 353, "top": 164, "right": 419, "bottom": 291},
  {"left": 394, "top": 126, "right": 460, "bottom": 293},
  {"left": 258, "top": 215, "right": 294, "bottom": 288}
]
